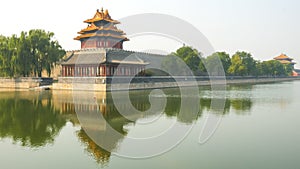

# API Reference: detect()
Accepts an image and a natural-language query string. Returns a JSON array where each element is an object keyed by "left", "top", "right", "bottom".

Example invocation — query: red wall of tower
[{"left": 81, "top": 39, "right": 123, "bottom": 49}]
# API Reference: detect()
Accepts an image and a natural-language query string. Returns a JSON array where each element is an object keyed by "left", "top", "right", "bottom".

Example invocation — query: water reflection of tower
[{"left": 51, "top": 90, "right": 149, "bottom": 164}]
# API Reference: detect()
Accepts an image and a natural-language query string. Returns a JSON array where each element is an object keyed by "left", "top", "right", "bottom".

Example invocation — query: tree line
[
  {"left": 0, "top": 33, "right": 293, "bottom": 78},
  {"left": 162, "top": 46, "right": 294, "bottom": 77},
  {"left": 0, "top": 29, "right": 65, "bottom": 77}
]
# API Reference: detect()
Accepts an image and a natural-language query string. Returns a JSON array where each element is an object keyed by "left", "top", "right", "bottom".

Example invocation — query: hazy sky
[{"left": 0, "top": 0, "right": 299, "bottom": 67}]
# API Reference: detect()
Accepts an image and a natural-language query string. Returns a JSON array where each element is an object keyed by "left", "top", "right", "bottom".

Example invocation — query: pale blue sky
[{"left": 0, "top": 0, "right": 299, "bottom": 67}]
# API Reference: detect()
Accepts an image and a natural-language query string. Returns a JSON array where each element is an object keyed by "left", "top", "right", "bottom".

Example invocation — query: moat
[{"left": 0, "top": 81, "right": 299, "bottom": 169}]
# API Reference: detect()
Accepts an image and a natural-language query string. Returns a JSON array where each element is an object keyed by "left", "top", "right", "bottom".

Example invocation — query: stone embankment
[
  {"left": 0, "top": 78, "right": 53, "bottom": 89},
  {"left": 1, "top": 76, "right": 299, "bottom": 91},
  {"left": 52, "top": 76, "right": 300, "bottom": 92}
]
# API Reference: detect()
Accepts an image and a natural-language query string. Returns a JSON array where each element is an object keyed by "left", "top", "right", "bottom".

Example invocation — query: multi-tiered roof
[
  {"left": 74, "top": 8, "right": 129, "bottom": 49},
  {"left": 274, "top": 54, "right": 296, "bottom": 66}
]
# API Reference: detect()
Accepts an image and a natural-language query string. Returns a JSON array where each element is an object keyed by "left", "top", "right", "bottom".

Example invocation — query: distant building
[
  {"left": 293, "top": 69, "right": 300, "bottom": 76},
  {"left": 273, "top": 54, "right": 300, "bottom": 76},
  {"left": 274, "top": 54, "right": 296, "bottom": 68}
]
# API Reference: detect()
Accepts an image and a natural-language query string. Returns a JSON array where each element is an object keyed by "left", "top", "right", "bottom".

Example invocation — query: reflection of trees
[
  {"left": 200, "top": 98, "right": 252, "bottom": 115},
  {"left": 167, "top": 96, "right": 201, "bottom": 124},
  {"left": 161, "top": 89, "right": 201, "bottom": 124},
  {"left": 230, "top": 99, "right": 252, "bottom": 114},
  {"left": 108, "top": 89, "right": 201, "bottom": 124},
  {"left": 200, "top": 98, "right": 231, "bottom": 115},
  {"left": 227, "top": 85, "right": 253, "bottom": 114},
  {"left": 0, "top": 92, "right": 66, "bottom": 147},
  {"left": 227, "top": 84, "right": 253, "bottom": 91}
]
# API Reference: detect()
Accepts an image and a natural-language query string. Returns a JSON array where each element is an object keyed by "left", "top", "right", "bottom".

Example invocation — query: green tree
[
  {"left": 283, "top": 63, "right": 293, "bottom": 76},
  {"left": 228, "top": 54, "right": 245, "bottom": 76},
  {"left": 17, "top": 31, "right": 32, "bottom": 77},
  {"left": 198, "top": 57, "right": 207, "bottom": 75},
  {"left": 228, "top": 51, "right": 257, "bottom": 76},
  {"left": 272, "top": 60, "right": 285, "bottom": 76},
  {"left": 0, "top": 35, "right": 9, "bottom": 76},
  {"left": 261, "top": 61, "right": 271, "bottom": 76},
  {"left": 170, "top": 46, "right": 206, "bottom": 75},
  {"left": 0, "top": 30, "right": 65, "bottom": 77},
  {"left": 205, "top": 52, "right": 231, "bottom": 76},
  {"left": 44, "top": 40, "right": 65, "bottom": 77},
  {"left": 0, "top": 35, "right": 19, "bottom": 77},
  {"left": 255, "top": 61, "right": 263, "bottom": 76},
  {"left": 260, "top": 60, "right": 289, "bottom": 77},
  {"left": 28, "top": 30, "right": 66, "bottom": 77}
]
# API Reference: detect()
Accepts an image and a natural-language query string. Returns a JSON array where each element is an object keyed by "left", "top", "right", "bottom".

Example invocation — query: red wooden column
[
  {"left": 72, "top": 66, "right": 75, "bottom": 77},
  {"left": 103, "top": 66, "right": 106, "bottom": 76},
  {"left": 62, "top": 66, "right": 65, "bottom": 77},
  {"left": 66, "top": 66, "right": 68, "bottom": 77}
]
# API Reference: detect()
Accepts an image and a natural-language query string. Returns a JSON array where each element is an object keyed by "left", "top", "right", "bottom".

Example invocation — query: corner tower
[{"left": 74, "top": 8, "right": 129, "bottom": 49}]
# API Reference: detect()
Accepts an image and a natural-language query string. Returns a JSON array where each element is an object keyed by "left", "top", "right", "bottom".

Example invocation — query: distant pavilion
[
  {"left": 274, "top": 54, "right": 296, "bottom": 68},
  {"left": 274, "top": 54, "right": 299, "bottom": 76}
]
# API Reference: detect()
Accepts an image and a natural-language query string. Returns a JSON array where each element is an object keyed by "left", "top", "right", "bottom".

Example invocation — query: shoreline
[
  {"left": 1, "top": 76, "right": 299, "bottom": 91},
  {"left": 107, "top": 77, "right": 300, "bottom": 91}
]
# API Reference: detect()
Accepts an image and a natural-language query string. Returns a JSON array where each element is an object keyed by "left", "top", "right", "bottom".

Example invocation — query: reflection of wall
[{"left": 52, "top": 90, "right": 150, "bottom": 119}]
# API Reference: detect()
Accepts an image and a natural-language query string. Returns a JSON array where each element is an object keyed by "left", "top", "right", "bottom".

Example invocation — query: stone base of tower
[
  {"left": 53, "top": 77, "right": 107, "bottom": 91},
  {"left": 53, "top": 83, "right": 107, "bottom": 92}
]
